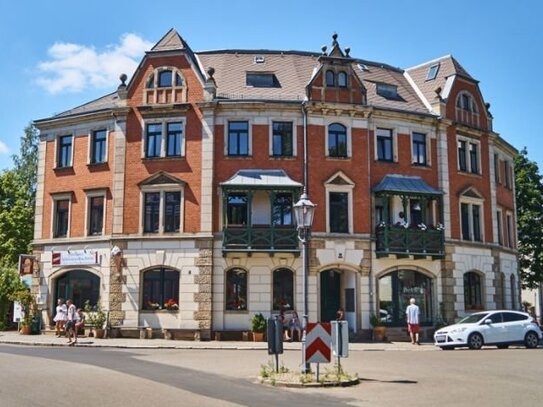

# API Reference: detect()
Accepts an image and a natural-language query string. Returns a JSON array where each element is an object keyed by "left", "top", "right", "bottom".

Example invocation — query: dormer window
[
  {"left": 326, "top": 70, "right": 335, "bottom": 86},
  {"left": 426, "top": 64, "right": 439, "bottom": 80},
  {"left": 455, "top": 91, "right": 480, "bottom": 128},
  {"left": 144, "top": 67, "right": 186, "bottom": 104},
  {"left": 246, "top": 73, "right": 280, "bottom": 88},
  {"left": 326, "top": 70, "right": 348, "bottom": 87},
  {"left": 337, "top": 71, "right": 347, "bottom": 87},
  {"left": 376, "top": 83, "right": 399, "bottom": 99},
  {"left": 457, "top": 92, "right": 478, "bottom": 113}
]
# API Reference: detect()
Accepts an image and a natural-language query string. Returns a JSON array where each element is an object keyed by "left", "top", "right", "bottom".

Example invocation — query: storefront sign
[{"left": 52, "top": 250, "right": 99, "bottom": 266}]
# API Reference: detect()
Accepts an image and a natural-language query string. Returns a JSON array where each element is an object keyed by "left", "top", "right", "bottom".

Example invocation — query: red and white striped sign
[{"left": 305, "top": 322, "right": 331, "bottom": 364}]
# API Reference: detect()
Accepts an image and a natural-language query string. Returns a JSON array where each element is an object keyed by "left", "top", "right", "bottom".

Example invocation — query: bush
[{"left": 251, "top": 313, "right": 266, "bottom": 333}]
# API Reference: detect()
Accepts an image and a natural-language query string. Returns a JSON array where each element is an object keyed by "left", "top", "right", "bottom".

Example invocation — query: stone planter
[
  {"left": 252, "top": 332, "right": 264, "bottom": 342},
  {"left": 372, "top": 326, "right": 386, "bottom": 342}
]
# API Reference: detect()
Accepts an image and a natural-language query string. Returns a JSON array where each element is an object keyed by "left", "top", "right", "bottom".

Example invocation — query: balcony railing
[
  {"left": 223, "top": 225, "right": 299, "bottom": 254},
  {"left": 375, "top": 225, "right": 445, "bottom": 259}
]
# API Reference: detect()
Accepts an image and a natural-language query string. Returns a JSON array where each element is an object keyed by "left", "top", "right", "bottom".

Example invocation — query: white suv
[{"left": 434, "top": 310, "right": 542, "bottom": 350}]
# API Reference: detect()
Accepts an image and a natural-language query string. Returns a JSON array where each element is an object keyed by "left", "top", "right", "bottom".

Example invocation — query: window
[
  {"left": 376, "top": 83, "right": 399, "bottom": 99},
  {"left": 328, "top": 123, "right": 347, "bottom": 158},
  {"left": 426, "top": 64, "right": 439, "bottom": 80},
  {"left": 272, "top": 193, "right": 293, "bottom": 225},
  {"left": 166, "top": 122, "right": 182, "bottom": 157},
  {"left": 272, "top": 122, "right": 293, "bottom": 157},
  {"left": 225, "top": 268, "right": 247, "bottom": 311},
  {"left": 412, "top": 132, "right": 427, "bottom": 165},
  {"left": 158, "top": 70, "right": 173, "bottom": 87},
  {"left": 91, "top": 130, "right": 107, "bottom": 164},
  {"left": 246, "top": 73, "right": 279, "bottom": 87},
  {"left": 464, "top": 272, "right": 482, "bottom": 310},
  {"left": 337, "top": 71, "right": 347, "bottom": 87},
  {"left": 510, "top": 275, "right": 517, "bottom": 309},
  {"left": 54, "top": 198, "right": 70, "bottom": 238},
  {"left": 455, "top": 91, "right": 480, "bottom": 127},
  {"left": 457, "top": 137, "right": 480, "bottom": 174},
  {"left": 142, "top": 268, "right": 179, "bottom": 310},
  {"left": 461, "top": 202, "right": 482, "bottom": 242},
  {"left": 88, "top": 196, "right": 104, "bottom": 236},
  {"left": 57, "top": 135, "right": 72, "bottom": 168},
  {"left": 228, "top": 121, "right": 249, "bottom": 156},
  {"left": 226, "top": 193, "right": 247, "bottom": 225},
  {"left": 326, "top": 70, "right": 335, "bottom": 86},
  {"left": 457, "top": 92, "right": 478, "bottom": 113},
  {"left": 329, "top": 192, "right": 349, "bottom": 233},
  {"left": 143, "top": 190, "right": 181, "bottom": 234},
  {"left": 504, "top": 161, "right": 512, "bottom": 188},
  {"left": 144, "top": 68, "right": 185, "bottom": 104},
  {"left": 506, "top": 213, "right": 513, "bottom": 248},
  {"left": 496, "top": 210, "right": 503, "bottom": 245},
  {"left": 273, "top": 268, "right": 293, "bottom": 310},
  {"left": 376, "top": 128, "right": 393, "bottom": 161},
  {"left": 146, "top": 124, "right": 162, "bottom": 158},
  {"left": 144, "top": 120, "right": 185, "bottom": 159},
  {"left": 494, "top": 154, "right": 500, "bottom": 184}
]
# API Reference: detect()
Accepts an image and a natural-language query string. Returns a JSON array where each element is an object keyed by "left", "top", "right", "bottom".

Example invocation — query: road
[{"left": 0, "top": 344, "right": 542, "bottom": 406}]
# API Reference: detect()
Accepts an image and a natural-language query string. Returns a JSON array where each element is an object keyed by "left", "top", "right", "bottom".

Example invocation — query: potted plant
[
  {"left": 370, "top": 313, "right": 386, "bottom": 342},
  {"left": 84, "top": 300, "right": 107, "bottom": 339},
  {"left": 251, "top": 313, "right": 266, "bottom": 342},
  {"left": 9, "top": 288, "right": 34, "bottom": 335}
]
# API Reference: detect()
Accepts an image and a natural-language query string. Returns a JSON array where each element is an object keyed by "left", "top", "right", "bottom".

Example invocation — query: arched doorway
[
  {"left": 320, "top": 270, "right": 341, "bottom": 322},
  {"left": 54, "top": 270, "right": 100, "bottom": 313},
  {"left": 378, "top": 269, "right": 433, "bottom": 326}
]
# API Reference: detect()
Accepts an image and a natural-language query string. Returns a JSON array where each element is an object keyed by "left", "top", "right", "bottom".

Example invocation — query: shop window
[
  {"left": 142, "top": 268, "right": 180, "bottom": 310},
  {"left": 273, "top": 268, "right": 294, "bottom": 310},
  {"left": 225, "top": 268, "right": 247, "bottom": 311},
  {"left": 464, "top": 271, "right": 483, "bottom": 310}
]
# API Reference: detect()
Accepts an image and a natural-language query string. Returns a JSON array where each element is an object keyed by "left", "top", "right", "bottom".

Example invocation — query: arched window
[
  {"left": 377, "top": 269, "right": 433, "bottom": 326},
  {"left": 464, "top": 271, "right": 482, "bottom": 310},
  {"left": 326, "top": 70, "right": 335, "bottom": 87},
  {"left": 158, "top": 70, "right": 173, "bottom": 88},
  {"left": 273, "top": 268, "right": 293, "bottom": 310},
  {"left": 328, "top": 123, "right": 347, "bottom": 157},
  {"left": 142, "top": 268, "right": 179, "bottom": 310},
  {"left": 337, "top": 71, "right": 347, "bottom": 87},
  {"left": 144, "top": 68, "right": 186, "bottom": 104},
  {"left": 225, "top": 268, "right": 247, "bottom": 311},
  {"left": 510, "top": 274, "right": 517, "bottom": 309}
]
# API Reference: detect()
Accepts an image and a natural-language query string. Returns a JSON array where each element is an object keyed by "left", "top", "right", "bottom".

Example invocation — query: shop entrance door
[
  {"left": 320, "top": 270, "right": 341, "bottom": 322},
  {"left": 54, "top": 270, "right": 100, "bottom": 314}
]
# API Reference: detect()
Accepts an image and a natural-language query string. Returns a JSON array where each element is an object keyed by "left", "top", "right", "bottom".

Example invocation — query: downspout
[
  {"left": 302, "top": 99, "right": 309, "bottom": 192},
  {"left": 367, "top": 110, "right": 375, "bottom": 322}
]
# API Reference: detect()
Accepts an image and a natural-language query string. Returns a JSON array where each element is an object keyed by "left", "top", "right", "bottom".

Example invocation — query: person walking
[
  {"left": 406, "top": 298, "right": 421, "bottom": 345},
  {"left": 73, "top": 308, "right": 85, "bottom": 345},
  {"left": 65, "top": 299, "right": 77, "bottom": 345},
  {"left": 53, "top": 298, "right": 67, "bottom": 337}
]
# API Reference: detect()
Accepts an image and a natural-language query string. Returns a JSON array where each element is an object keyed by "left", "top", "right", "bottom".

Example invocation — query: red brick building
[{"left": 32, "top": 29, "right": 518, "bottom": 340}]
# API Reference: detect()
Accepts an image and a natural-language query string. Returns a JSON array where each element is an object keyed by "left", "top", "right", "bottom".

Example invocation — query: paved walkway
[{"left": 0, "top": 330, "right": 437, "bottom": 351}]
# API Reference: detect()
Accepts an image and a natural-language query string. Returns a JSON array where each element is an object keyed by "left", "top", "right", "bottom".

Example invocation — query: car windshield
[{"left": 457, "top": 313, "right": 489, "bottom": 324}]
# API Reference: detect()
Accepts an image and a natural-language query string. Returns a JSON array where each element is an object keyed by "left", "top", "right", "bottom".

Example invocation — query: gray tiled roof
[
  {"left": 373, "top": 174, "right": 443, "bottom": 195},
  {"left": 37, "top": 92, "right": 120, "bottom": 121}
]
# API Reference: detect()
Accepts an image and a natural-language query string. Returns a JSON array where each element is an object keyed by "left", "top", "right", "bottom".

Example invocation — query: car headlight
[{"left": 449, "top": 327, "right": 467, "bottom": 334}]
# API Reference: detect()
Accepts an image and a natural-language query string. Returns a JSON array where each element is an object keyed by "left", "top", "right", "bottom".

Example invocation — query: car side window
[
  {"left": 502, "top": 312, "right": 526, "bottom": 322},
  {"left": 488, "top": 313, "right": 503, "bottom": 323}
]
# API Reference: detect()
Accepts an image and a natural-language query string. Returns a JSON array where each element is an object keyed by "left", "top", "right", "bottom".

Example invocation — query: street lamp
[{"left": 293, "top": 191, "right": 316, "bottom": 373}]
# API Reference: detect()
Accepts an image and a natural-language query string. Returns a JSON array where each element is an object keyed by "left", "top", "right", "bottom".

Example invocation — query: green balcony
[
  {"left": 375, "top": 225, "right": 445, "bottom": 259},
  {"left": 223, "top": 226, "right": 299, "bottom": 254}
]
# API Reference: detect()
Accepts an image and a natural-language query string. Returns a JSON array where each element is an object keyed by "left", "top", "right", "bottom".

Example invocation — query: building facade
[{"left": 32, "top": 29, "right": 518, "bottom": 340}]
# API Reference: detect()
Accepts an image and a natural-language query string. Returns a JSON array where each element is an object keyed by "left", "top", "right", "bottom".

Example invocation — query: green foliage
[
  {"left": 8, "top": 285, "right": 34, "bottom": 326},
  {"left": 514, "top": 148, "right": 543, "bottom": 289},
  {"left": 84, "top": 300, "right": 107, "bottom": 328},
  {"left": 369, "top": 313, "right": 382, "bottom": 327},
  {"left": 251, "top": 313, "right": 266, "bottom": 333},
  {"left": 0, "top": 265, "right": 26, "bottom": 329}
]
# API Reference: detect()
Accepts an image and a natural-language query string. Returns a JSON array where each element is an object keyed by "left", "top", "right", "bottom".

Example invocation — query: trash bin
[{"left": 31, "top": 316, "right": 41, "bottom": 335}]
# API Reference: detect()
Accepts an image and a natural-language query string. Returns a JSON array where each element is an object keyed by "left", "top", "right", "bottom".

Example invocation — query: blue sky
[{"left": 1, "top": 0, "right": 542, "bottom": 170}]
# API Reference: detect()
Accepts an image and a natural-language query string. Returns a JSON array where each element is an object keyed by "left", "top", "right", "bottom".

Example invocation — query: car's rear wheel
[
  {"left": 440, "top": 346, "right": 454, "bottom": 350},
  {"left": 468, "top": 333, "right": 484, "bottom": 350},
  {"left": 497, "top": 344, "right": 509, "bottom": 349},
  {"left": 524, "top": 331, "right": 539, "bottom": 349}
]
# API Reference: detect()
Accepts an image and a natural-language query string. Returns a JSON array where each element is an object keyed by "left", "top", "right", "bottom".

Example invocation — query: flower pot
[
  {"left": 373, "top": 326, "right": 386, "bottom": 342},
  {"left": 20, "top": 325, "right": 32, "bottom": 335},
  {"left": 252, "top": 332, "right": 264, "bottom": 342},
  {"left": 94, "top": 328, "right": 105, "bottom": 339}
]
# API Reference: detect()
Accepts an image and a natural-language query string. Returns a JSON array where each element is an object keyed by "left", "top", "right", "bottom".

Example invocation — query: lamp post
[{"left": 293, "top": 191, "right": 315, "bottom": 373}]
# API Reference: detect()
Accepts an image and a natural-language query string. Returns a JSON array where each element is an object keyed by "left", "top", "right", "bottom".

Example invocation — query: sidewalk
[{"left": 0, "top": 330, "right": 437, "bottom": 351}]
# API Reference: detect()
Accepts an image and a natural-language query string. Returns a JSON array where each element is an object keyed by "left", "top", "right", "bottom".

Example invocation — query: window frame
[
  {"left": 270, "top": 121, "right": 295, "bottom": 157},
  {"left": 56, "top": 134, "right": 73, "bottom": 169},
  {"left": 327, "top": 123, "right": 349, "bottom": 158},
  {"left": 459, "top": 198, "right": 484, "bottom": 242},
  {"left": 325, "top": 70, "right": 335, "bottom": 87},
  {"left": 141, "top": 268, "right": 180, "bottom": 311},
  {"left": 143, "top": 67, "right": 186, "bottom": 104},
  {"left": 337, "top": 71, "right": 348, "bottom": 88},
  {"left": 376, "top": 128, "right": 394, "bottom": 162},
  {"left": 85, "top": 189, "right": 107, "bottom": 237},
  {"left": 325, "top": 173, "right": 354, "bottom": 234},
  {"left": 225, "top": 268, "right": 248, "bottom": 312},
  {"left": 246, "top": 72, "right": 280, "bottom": 88},
  {"left": 143, "top": 119, "right": 185, "bottom": 159},
  {"left": 505, "top": 212, "right": 514, "bottom": 248},
  {"left": 226, "top": 121, "right": 251, "bottom": 157},
  {"left": 272, "top": 268, "right": 294, "bottom": 311},
  {"left": 464, "top": 271, "right": 483, "bottom": 311},
  {"left": 89, "top": 129, "right": 108, "bottom": 165},
  {"left": 496, "top": 209, "right": 503, "bottom": 246},
  {"left": 51, "top": 193, "right": 72, "bottom": 238},
  {"left": 457, "top": 136, "right": 481, "bottom": 174},
  {"left": 411, "top": 132, "right": 428, "bottom": 166},
  {"left": 140, "top": 185, "right": 184, "bottom": 234}
]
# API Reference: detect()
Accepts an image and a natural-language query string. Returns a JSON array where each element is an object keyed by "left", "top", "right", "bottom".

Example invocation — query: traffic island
[{"left": 258, "top": 361, "right": 360, "bottom": 388}]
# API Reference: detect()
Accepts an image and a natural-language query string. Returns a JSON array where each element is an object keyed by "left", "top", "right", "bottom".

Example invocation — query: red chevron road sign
[{"left": 305, "top": 322, "right": 331, "bottom": 364}]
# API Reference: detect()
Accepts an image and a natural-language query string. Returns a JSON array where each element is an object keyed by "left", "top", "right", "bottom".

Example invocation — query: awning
[
  {"left": 221, "top": 169, "right": 302, "bottom": 188},
  {"left": 373, "top": 174, "right": 443, "bottom": 196}
]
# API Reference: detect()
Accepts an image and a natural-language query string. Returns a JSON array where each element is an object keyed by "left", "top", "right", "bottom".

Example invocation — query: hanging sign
[{"left": 52, "top": 250, "right": 99, "bottom": 266}]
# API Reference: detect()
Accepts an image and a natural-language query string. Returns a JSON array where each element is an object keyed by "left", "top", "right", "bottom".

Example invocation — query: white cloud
[
  {"left": 0, "top": 141, "right": 9, "bottom": 155},
  {"left": 36, "top": 33, "right": 153, "bottom": 94}
]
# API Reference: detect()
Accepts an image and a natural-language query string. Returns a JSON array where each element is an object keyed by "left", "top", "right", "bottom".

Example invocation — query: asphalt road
[{"left": 0, "top": 344, "right": 542, "bottom": 407}]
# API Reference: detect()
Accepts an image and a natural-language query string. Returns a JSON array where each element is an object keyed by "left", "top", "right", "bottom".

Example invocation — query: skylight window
[
  {"left": 246, "top": 73, "right": 280, "bottom": 88},
  {"left": 376, "top": 83, "right": 399, "bottom": 99},
  {"left": 254, "top": 56, "right": 265, "bottom": 64},
  {"left": 426, "top": 64, "right": 439, "bottom": 80}
]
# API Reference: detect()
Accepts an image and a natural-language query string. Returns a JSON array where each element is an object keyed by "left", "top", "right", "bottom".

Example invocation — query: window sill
[
  {"left": 142, "top": 156, "right": 185, "bottom": 162},
  {"left": 225, "top": 155, "right": 252, "bottom": 159},
  {"left": 53, "top": 166, "right": 74, "bottom": 172},
  {"left": 376, "top": 159, "right": 396, "bottom": 164},
  {"left": 411, "top": 163, "right": 431, "bottom": 169},
  {"left": 141, "top": 309, "right": 179, "bottom": 313},
  {"left": 326, "top": 156, "right": 350, "bottom": 160},
  {"left": 270, "top": 156, "right": 296, "bottom": 160},
  {"left": 224, "top": 310, "right": 249, "bottom": 314}
]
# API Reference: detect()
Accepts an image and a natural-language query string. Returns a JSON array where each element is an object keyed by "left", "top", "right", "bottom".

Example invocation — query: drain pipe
[
  {"left": 367, "top": 110, "right": 374, "bottom": 320},
  {"left": 302, "top": 98, "right": 309, "bottom": 191}
]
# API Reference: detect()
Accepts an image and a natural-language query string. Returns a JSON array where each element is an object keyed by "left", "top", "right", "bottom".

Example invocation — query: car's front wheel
[
  {"left": 468, "top": 332, "right": 484, "bottom": 350},
  {"left": 524, "top": 331, "right": 540, "bottom": 349}
]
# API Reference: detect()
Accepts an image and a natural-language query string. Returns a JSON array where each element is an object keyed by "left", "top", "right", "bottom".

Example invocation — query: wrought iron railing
[
  {"left": 375, "top": 225, "right": 445, "bottom": 258},
  {"left": 223, "top": 226, "right": 299, "bottom": 252}
]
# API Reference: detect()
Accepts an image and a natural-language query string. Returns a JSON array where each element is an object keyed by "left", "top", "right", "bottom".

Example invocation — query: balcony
[
  {"left": 375, "top": 225, "right": 445, "bottom": 259},
  {"left": 223, "top": 226, "right": 299, "bottom": 254}
]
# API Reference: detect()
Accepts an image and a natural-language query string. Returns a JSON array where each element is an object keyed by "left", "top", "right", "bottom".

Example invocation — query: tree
[
  {"left": 514, "top": 147, "right": 543, "bottom": 290},
  {"left": 0, "top": 265, "right": 26, "bottom": 330},
  {"left": 0, "top": 123, "right": 38, "bottom": 265}
]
